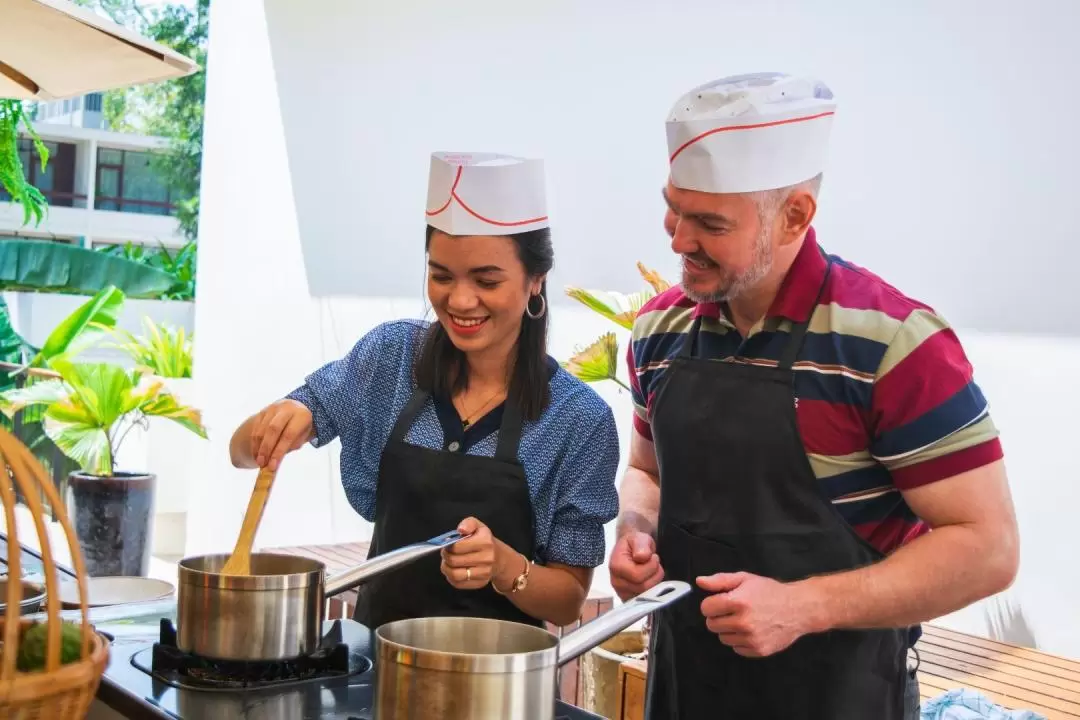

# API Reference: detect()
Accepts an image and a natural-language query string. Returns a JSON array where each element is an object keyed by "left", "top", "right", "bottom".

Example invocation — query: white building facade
[{"left": 0, "top": 92, "right": 186, "bottom": 250}]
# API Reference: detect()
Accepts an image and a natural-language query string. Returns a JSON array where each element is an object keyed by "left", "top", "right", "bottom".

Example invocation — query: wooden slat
[
  {"left": 923, "top": 625, "right": 1080, "bottom": 674},
  {"left": 917, "top": 638, "right": 1080, "bottom": 689},
  {"left": 917, "top": 649, "right": 1080, "bottom": 704}
]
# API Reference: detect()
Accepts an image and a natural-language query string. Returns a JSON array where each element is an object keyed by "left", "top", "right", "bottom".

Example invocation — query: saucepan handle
[
  {"left": 324, "top": 529, "right": 467, "bottom": 597},
  {"left": 556, "top": 580, "right": 692, "bottom": 665}
]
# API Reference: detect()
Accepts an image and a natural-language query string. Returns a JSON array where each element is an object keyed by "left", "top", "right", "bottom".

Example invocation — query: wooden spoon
[{"left": 220, "top": 466, "right": 277, "bottom": 576}]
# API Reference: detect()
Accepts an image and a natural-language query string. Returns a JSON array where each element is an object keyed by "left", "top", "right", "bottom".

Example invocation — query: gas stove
[{"left": 91, "top": 601, "right": 604, "bottom": 720}]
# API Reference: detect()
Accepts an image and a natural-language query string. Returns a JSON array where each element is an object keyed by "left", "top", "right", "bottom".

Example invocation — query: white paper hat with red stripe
[
  {"left": 425, "top": 152, "right": 549, "bottom": 236},
  {"left": 666, "top": 72, "right": 837, "bottom": 194}
]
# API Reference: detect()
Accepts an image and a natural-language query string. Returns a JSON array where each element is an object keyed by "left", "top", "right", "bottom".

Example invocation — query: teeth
[
  {"left": 452, "top": 316, "right": 486, "bottom": 327},
  {"left": 686, "top": 257, "right": 710, "bottom": 269}
]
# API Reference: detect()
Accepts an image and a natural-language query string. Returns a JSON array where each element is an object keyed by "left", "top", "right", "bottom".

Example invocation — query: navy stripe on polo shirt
[{"left": 627, "top": 227, "right": 1003, "bottom": 556}]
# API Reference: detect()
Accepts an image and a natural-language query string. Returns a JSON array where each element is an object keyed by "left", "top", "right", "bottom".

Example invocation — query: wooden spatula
[{"left": 220, "top": 466, "right": 277, "bottom": 576}]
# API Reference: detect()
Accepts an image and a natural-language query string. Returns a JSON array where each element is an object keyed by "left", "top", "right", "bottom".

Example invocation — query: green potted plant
[
  {"left": 0, "top": 290, "right": 206, "bottom": 577},
  {"left": 104, "top": 316, "right": 197, "bottom": 557},
  {"left": 562, "top": 262, "right": 672, "bottom": 390}
]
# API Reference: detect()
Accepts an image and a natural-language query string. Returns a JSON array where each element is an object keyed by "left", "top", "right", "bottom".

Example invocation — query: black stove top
[
  {"left": 139, "top": 618, "right": 370, "bottom": 691},
  {"left": 92, "top": 601, "right": 605, "bottom": 720}
]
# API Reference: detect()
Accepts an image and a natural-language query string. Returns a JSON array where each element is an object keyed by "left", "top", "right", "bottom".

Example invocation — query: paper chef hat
[
  {"left": 425, "top": 152, "right": 549, "bottom": 236},
  {"left": 666, "top": 72, "right": 837, "bottom": 194}
]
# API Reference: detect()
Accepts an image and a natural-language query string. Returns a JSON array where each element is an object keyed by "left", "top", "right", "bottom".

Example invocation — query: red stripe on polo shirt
[
  {"left": 827, "top": 263, "right": 935, "bottom": 320},
  {"left": 795, "top": 398, "right": 871, "bottom": 456},
  {"left": 872, "top": 327, "right": 975, "bottom": 432},
  {"left": 633, "top": 414, "right": 654, "bottom": 442},
  {"left": 639, "top": 286, "right": 695, "bottom": 314},
  {"left": 889, "top": 438, "right": 1003, "bottom": 490}
]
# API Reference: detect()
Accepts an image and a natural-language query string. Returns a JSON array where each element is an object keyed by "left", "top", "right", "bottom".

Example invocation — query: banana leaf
[
  {"left": 28, "top": 285, "right": 125, "bottom": 369},
  {"left": 0, "top": 241, "right": 175, "bottom": 298}
]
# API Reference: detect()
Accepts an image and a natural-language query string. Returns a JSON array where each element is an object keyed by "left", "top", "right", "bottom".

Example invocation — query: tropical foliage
[
  {"left": 0, "top": 286, "right": 204, "bottom": 477},
  {"left": 0, "top": 356, "right": 205, "bottom": 476},
  {"left": 96, "top": 240, "right": 197, "bottom": 300},
  {"left": 107, "top": 315, "right": 193, "bottom": 378},
  {"left": 0, "top": 241, "right": 177, "bottom": 298},
  {"left": 0, "top": 100, "right": 49, "bottom": 226},
  {"left": 563, "top": 262, "right": 672, "bottom": 390}
]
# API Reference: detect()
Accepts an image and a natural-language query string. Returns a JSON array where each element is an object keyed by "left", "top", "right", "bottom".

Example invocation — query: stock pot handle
[
  {"left": 324, "top": 530, "right": 467, "bottom": 596},
  {"left": 556, "top": 580, "right": 691, "bottom": 665}
]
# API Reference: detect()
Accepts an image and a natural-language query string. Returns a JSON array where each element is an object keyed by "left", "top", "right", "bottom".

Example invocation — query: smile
[
  {"left": 449, "top": 314, "right": 489, "bottom": 329},
  {"left": 683, "top": 255, "right": 714, "bottom": 270}
]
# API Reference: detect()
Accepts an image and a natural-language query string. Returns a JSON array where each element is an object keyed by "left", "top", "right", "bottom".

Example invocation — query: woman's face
[{"left": 427, "top": 230, "right": 543, "bottom": 359}]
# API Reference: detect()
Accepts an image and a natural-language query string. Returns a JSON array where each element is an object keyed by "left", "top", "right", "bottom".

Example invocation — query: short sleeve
[
  {"left": 870, "top": 308, "right": 1003, "bottom": 489},
  {"left": 286, "top": 327, "right": 382, "bottom": 448},
  {"left": 544, "top": 395, "right": 621, "bottom": 568},
  {"left": 626, "top": 340, "right": 652, "bottom": 441},
  {"left": 285, "top": 321, "right": 421, "bottom": 448}
]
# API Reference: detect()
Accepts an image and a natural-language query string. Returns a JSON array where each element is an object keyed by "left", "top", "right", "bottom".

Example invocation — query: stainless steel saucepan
[
  {"left": 176, "top": 529, "right": 466, "bottom": 661},
  {"left": 372, "top": 580, "right": 691, "bottom": 720}
]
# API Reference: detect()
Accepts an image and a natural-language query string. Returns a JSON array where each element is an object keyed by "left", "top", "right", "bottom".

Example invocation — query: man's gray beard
[{"left": 682, "top": 227, "right": 774, "bottom": 304}]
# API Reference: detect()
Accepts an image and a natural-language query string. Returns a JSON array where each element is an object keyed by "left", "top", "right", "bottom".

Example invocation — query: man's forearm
[
  {"left": 615, "top": 466, "right": 661, "bottom": 540},
  {"left": 798, "top": 523, "right": 1019, "bottom": 633}
]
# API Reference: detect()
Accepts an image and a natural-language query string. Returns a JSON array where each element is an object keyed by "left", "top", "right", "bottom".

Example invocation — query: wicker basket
[{"left": 0, "top": 424, "right": 110, "bottom": 719}]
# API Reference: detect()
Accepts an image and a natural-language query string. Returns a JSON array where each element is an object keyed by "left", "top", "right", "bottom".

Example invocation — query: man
[{"left": 608, "top": 72, "right": 1020, "bottom": 720}]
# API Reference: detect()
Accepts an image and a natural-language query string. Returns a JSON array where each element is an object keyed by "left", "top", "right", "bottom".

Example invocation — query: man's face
[{"left": 662, "top": 180, "right": 775, "bottom": 304}]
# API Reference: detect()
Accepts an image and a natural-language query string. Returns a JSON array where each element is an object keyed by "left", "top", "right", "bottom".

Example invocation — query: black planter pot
[{"left": 67, "top": 471, "right": 156, "bottom": 577}]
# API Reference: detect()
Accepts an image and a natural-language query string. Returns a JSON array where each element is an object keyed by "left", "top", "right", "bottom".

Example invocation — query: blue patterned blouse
[{"left": 286, "top": 319, "right": 620, "bottom": 568}]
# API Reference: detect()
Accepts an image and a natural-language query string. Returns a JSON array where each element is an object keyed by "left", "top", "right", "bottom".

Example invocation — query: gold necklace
[{"left": 458, "top": 388, "right": 504, "bottom": 429}]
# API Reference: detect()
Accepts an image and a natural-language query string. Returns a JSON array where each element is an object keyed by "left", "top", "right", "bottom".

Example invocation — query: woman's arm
[
  {"left": 228, "top": 322, "right": 409, "bottom": 471},
  {"left": 442, "top": 518, "right": 592, "bottom": 627},
  {"left": 492, "top": 541, "right": 593, "bottom": 627}
]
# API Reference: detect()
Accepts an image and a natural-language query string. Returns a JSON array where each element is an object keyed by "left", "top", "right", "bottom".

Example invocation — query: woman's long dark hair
[{"left": 414, "top": 224, "right": 554, "bottom": 421}]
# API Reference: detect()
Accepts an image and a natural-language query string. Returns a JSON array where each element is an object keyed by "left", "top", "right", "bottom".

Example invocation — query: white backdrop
[{"left": 191, "top": 0, "right": 1080, "bottom": 656}]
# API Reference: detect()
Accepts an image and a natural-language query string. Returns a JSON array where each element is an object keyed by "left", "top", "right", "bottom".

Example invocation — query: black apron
[
  {"left": 351, "top": 386, "right": 543, "bottom": 629},
  {"left": 644, "top": 258, "right": 914, "bottom": 719}
]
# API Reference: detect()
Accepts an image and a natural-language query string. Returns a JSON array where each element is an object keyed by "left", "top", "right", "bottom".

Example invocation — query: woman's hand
[
  {"left": 247, "top": 399, "right": 313, "bottom": 471},
  {"left": 441, "top": 517, "right": 504, "bottom": 590}
]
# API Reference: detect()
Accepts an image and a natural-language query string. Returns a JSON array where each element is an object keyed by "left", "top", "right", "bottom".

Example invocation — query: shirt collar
[
  {"left": 765, "top": 225, "right": 828, "bottom": 323},
  {"left": 690, "top": 226, "right": 827, "bottom": 325}
]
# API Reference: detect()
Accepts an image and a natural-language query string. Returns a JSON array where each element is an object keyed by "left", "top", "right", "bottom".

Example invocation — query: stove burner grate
[{"left": 150, "top": 619, "right": 352, "bottom": 689}]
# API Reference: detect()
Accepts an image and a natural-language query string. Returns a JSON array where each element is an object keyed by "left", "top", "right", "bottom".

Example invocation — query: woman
[{"left": 229, "top": 151, "right": 620, "bottom": 629}]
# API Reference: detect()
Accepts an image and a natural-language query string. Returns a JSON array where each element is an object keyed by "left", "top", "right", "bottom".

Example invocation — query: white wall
[{"left": 194, "top": 0, "right": 1080, "bottom": 657}]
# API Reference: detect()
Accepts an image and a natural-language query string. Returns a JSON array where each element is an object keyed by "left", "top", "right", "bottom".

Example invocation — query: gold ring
[{"left": 466, "top": 567, "right": 472, "bottom": 581}]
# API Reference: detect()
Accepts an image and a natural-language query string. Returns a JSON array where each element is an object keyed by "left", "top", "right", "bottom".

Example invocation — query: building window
[
  {"left": 0, "top": 139, "right": 80, "bottom": 207},
  {"left": 85, "top": 93, "right": 103, "bottom": 112},
  {"left": 94, "top": 147, "right": 176, "bottom": 216}
]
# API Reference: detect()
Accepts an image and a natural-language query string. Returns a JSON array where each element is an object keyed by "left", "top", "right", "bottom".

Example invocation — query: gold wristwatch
[{"left": 495, "top": 553, "right": 531, "bottom": 595}]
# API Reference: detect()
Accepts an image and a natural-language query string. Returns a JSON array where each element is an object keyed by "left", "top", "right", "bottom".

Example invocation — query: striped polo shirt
[{"left": 628, "top": 227, "right": 1003, "bottom": 555}]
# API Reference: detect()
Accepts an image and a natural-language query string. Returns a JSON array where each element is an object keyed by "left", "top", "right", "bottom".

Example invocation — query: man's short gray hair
[{"left": 749, "top": 173, "right": 824, "bottom": 224}]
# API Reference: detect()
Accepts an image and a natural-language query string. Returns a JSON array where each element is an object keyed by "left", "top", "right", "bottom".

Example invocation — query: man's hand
[
  {"left": 698, "top": 572, "right": 816, "bottom": 657},
  {"left": 441, "top": 517, "right": 499, "bottom": 590},
  {"left": 609, "top": 532, "right": 664, "bottom": 602},
  {"left": 249, "top": 399, "right": 314, "bottom": 471}
]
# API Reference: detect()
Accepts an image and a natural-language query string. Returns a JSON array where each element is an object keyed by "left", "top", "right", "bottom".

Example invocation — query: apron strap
[
  {"left": 679, "top": 315, "right": 705, "bottom": 359},
  {"left": 778, "top": 255, "right": 833, "bottom": 371},
  {"left": 389, "top": 386, "right": 431, "bottom": 443},
  {"left": 494, "top": 399, "right": 524, "bottom": 464}
]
